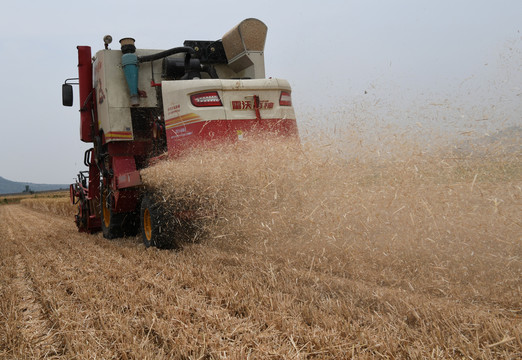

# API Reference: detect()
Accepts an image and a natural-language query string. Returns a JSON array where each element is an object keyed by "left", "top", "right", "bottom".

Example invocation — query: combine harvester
[{"left": 62, "top": 19, "right": 298, "bottom": 248}]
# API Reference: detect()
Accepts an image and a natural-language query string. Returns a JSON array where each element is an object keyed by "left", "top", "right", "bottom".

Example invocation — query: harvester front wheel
[
  {"left": 101, "top": 185, "right": 125, "bottom": 239},
  {"left": 140, "top": 193, "right": 165, "bottom": 248},
  {"left": 140, "top": 193, "right": 178, "bottom": 249}
]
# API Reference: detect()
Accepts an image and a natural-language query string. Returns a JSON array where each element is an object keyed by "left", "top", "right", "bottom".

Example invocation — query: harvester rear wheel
[{"left": 101, "top": 184, "right": 125, "bottom": 239}]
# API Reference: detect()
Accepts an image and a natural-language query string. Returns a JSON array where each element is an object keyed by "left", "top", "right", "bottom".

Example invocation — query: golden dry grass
[
  {"left": 1, "top": 191, "right": 68, "bottom": 206},
  {"left": 20, "top": 194, "right": 74, "bottom": 218},
  {"left": 0, "top": 128, "right": 520, "bottom": 359}
]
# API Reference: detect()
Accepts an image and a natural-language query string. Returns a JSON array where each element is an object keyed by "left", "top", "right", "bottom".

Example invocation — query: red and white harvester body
[{"left": 63, "top": 19, "right": 298, "bottom": 247}]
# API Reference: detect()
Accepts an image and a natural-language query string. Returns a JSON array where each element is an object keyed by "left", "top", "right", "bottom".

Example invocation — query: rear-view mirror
[{"left": 62, "top": 83, "right": 73, "bottom": 107}]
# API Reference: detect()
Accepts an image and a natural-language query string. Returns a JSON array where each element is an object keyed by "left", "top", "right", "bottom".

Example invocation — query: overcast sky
[{"left": 0, "top": 0, "right": 520, "bottom": 183}]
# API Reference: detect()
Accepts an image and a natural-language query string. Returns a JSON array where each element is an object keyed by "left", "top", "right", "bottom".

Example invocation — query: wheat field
[
  {"left": 0, "top": 126, "right": 520, "bottom": 359},
  {"left": 20, "top": 197, "right": 74, "bottom": 218}
]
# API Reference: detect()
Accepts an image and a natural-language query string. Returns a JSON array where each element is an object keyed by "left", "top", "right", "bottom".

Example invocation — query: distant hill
[
  {"left": 0, "top": 176, "right": 68, "bottom": 195},
  {"left": 453, "top": 125, "right": 521, "bottom": 156},
  {"left": 482, "top": 126, "right": 521, "bottom": 148}
]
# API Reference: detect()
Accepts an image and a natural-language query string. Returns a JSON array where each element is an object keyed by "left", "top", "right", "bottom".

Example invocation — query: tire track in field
[
  {"left": 1, "top": 206, "right": 154, "bottom": 357},
  {"left": 4, "top": 205, "right": 291, "bottom": 356},
  {"left": 3, "top": 205, "right": 180, "bottom": 357},
  {"left": 0, "top": 206, "right": 67, "bottom": 357},
  {"left": 0, "top": 205, "right": 119, "bottom": 357},
  {"left": 12, "top": 254, "right": 63, "bottom": 357}
]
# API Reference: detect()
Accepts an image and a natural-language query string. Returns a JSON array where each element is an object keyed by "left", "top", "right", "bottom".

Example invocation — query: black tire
[
  {"left": 122, "top": 211, "right": 140, "bottom": 236},
  {"left": 101, "top": 184, "right": 125, "bottom": 239},
  {"left": 140, "top": 193, "right": 183, "bottom": 249},
  {"left": 140, "top": 193, "right": 164, "bottom": 248}
]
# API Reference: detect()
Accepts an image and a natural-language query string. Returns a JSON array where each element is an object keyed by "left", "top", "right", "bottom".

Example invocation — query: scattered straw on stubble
[{"left": 6, "top": 125, "right": 519, "bottom": 358}]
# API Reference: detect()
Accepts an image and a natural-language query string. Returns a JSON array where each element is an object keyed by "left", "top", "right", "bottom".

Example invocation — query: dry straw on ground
[
  {"left": 140, "top": 129, "right": 521, "bottom": 358},
  {"left": 1, "top": 125, "right": 520, "bottom": 359}
]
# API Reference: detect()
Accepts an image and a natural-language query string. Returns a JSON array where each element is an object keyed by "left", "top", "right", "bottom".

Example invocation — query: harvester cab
[{"left": 63, "top": 18, "right": 298, "bottom": 248}]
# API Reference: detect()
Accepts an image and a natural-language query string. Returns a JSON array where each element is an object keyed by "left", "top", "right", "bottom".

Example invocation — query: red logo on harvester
[{"left": 232, "top": 100, "right": 274, "bottom": 110}]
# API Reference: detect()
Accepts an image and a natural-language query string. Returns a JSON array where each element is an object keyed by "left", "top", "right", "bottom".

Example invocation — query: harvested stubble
[{"left": 0, "top": 129, "right": 520, "bottom": 359}]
